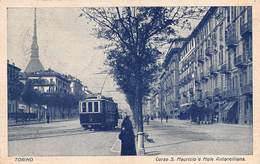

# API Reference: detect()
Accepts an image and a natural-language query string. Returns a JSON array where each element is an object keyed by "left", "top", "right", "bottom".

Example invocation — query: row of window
[{"left": 82, "top": 101, "right": 99, "bottom": 113}]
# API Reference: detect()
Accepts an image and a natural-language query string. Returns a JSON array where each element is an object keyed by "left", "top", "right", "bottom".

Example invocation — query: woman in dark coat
[{"left": 119, "top": 115, "right": 137, "bottom": 156}]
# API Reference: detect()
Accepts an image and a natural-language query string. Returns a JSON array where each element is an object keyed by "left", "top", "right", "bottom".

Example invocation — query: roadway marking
[{"left": 110, "top": 138, "right": 120, "bottom": 153}]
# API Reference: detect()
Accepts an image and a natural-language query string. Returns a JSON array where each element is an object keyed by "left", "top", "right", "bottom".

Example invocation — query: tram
[{"left": 79, "top": 94, "right": 119, "bottom": 130}]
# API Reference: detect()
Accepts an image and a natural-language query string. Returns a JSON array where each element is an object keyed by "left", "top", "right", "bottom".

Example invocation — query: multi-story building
[
  {"left": 225, "top": 7, "right": 252, "bottom": 124},
  {"left": 67, "top": 75, "right": 85, "bottom": 98},
  {"left": 193, "top": 7, "right": 227, "bottom": 123},
  {"left": 150, "top": 91, "right": 160, "bottom": 118},
  {"left": 161, "top": 38, "right": 186, "bottom": 118},
  {"left": 178, "top": 36, "right": 196, "bottom": 119},
  {"left": 7, "top": 61, "right": 22, "bottom": 120},
  {"left": 159, "top": 6, "right": 252, "bottom": 124},
  {"left": 26, "top": 69, "right": 71, "bottom": 95}
]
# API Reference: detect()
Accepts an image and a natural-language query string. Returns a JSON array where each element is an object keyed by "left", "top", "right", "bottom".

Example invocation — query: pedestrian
[
  {"left": 118, "top": 115, "right": 137, "bottom": 156},
  {"left": 146, "top": 114, "right": 150, "bottom": 125},
  {"left": 165, "top": 115, "right": 168, "bottom": 123},
  {"left": 46, "top": 114, "right": 50, "bottom": 123}
]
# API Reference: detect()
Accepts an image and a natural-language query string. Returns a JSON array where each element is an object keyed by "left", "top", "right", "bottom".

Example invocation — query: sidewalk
[
  {"left": 8, "top": 118, "right": 78, "bottom": 127},
  {"left": 151, "top": 118, "right": 252, "bottom": 128},
  {"left": 142, "top": 118, "right": 252, "bottom": 155}
]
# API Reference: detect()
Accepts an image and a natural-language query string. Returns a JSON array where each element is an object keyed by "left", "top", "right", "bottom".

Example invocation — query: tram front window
[
  {"left": 88, "top": 102, "right": 93, "bottom": 112},
  {"left": 94, "top": 102, "right": 99, "bottom": 112},
  {"left": 82, "top": 102, "right": 86, "bottom": 112}
]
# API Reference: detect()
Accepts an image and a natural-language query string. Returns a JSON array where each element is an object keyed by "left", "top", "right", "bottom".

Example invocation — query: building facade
[
  {"left": 157, "top": 7, "right": 252, "bottom": 124},
  {"left": 26, "top": 69, "right": 71, "bottom": 95},
  {"left": 7, "top": 61, "right": 22, "bottom": 120},
  {"left": 161, "top": 38, "right": 186, "bottom": 118},
  {"left": 67, "top": 75, "right": 86, "bottom": 99}
]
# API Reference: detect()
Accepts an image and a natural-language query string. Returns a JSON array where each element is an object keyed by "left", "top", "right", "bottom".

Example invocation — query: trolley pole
[{"left": 99, "top": 73, "right": 109, "bottom": 95}]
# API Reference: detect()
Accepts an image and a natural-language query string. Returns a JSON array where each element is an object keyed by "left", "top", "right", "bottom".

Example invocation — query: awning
[
  {"left": 223, "top": 101, "right": 236, "bottom": 112},
  {"left": 208, "top": 102, "right": 218, "bottom": 113},
  {"left": 180, "top": 105, "right": 191, "bottom": 113}
]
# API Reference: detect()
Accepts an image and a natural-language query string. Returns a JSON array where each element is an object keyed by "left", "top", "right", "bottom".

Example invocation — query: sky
[{"left": 7, "top": 7, "right": 201, "bottom": 114}]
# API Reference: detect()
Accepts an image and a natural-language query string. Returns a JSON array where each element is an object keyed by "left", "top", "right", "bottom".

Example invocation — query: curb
[{"left": 8, "top": 118, "right": 78, "bottom": 127}]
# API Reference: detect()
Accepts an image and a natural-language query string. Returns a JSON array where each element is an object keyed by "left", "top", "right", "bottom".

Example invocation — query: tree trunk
[
  {"left": 130, "top": 105, "right": 138, "bottom": 128},
  {"left": 28, "top": 104, "right": 31, "bottom": 122},
  {"left": 15, "top": 99, "right": 18, "bottom": 123},
  {"left": 135, "top": 81, "right": 145, "bottom": 155}
]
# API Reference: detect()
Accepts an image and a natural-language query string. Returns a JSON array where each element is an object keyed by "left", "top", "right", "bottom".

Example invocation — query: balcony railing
[
  {"left": 205, "top": 91, "right": 212, "bottom": 99},
  {"left": 201, "top": 72, "right": 209, "bottom": 82},
  {"left": 195, "top": 86, "right": 202, "bottom": 91},
  {"left": 226, "top": 23, "right": 238, "bottom": 48},
  {"left": 195, "top": 75, "right": 201, "bottom": 84},
  {"left": 205, "top": 46, "right": 215, "bottom": 57},
  {"left": 240, "top": 20, "right": 252, "bottom": 37},
  {"left": 245, "top": 50, "right": 252, "bottom": 61},
  {"left": 213, "top": 88, "right": 221, "bottom": 97},
  {"left": 241, "top": 84, "right": 252, "bottom": 95},
  {"left": 220, "top": 63, "right": 231, "bottom": 74},
  {"left": 235, "top": 55, "right": 247, "bottom": 68},
  {"left": 210, "top": 65, "right": 218, "bottom": 76},
  {"left": 187, "top": 73, "right": 193, "bottom": 81},
  {"left": 224, "top": 89, "right": 239, "bottom": 99},
  {"left": 198, "top": 54, "right": 204, "bottom": 63},
  {"left": 183, "top": 91, "right": 187, "bottom": 97},
  {"left": 189, "top": 88, "right": 194, "bottom": 95}
]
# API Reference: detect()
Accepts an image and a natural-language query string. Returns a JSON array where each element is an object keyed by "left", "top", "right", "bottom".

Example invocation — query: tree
[
  {"left": 8, "top": 80, "right": 24, "bottom": 122},
  {"left": 62, "top": 94, "right": 78, "bottom": 118},
  {"left": 21, "top": 80, "right": 38, "bottom": 121},
  {"left": 80, "top": 7, "right": 207, "bottom": 154}
]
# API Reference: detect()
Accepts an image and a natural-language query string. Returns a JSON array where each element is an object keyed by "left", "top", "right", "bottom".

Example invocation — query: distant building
[
  {"left": 25, "top": 8, "right": 44, "bottom": 73},
  {"left": 67, "top": 75, "right": 85, "bottom": 98},
  {"left": 161, "top": 38, "right": 186, "bottom": 118},
  {"left": 7, "top": 60, "right": 21, "bottom": 120},
  {"left": 26, "top": 69, "right": 71, "bottom": 95}
]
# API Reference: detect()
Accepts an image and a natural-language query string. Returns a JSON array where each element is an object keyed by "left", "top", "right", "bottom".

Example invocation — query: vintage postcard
[{"left": 0, "top": 0, "right": 259, "bottom": 164}]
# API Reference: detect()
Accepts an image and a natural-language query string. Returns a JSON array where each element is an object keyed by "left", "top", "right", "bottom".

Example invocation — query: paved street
[
  {"left": 144, "top": 119, "right": 253, "bottom": 155},
  {"left": 9, "top": 119, "right": 120, "bottom": 156},
  {"left": 9, "top": 119, "right": 252, "bottom": 156}
]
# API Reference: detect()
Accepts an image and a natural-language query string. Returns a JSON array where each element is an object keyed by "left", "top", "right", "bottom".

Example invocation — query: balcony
[
  {"left": 235, "top": 55, "right": 247, "bottom": 68},
  {"left": 245, "top": 50, "right": 252, "bottom": 61},
  {"left": 183, "top": 92, "right": 187, "bottom": 97},
  {"left": 226, "top": 23, "right": 238, "bottom": 48},
  {"left": 213, "top": 88, "right": 221, "bottom": 97},
  {"left": 210, "top": 66, "right": 218, "bottom": 76},
  {"left": 224, "top": 89, "right": 239, "bottom": 99},
  {"left": 189, "top": 88, "right": 194, "bottom": 95},
  {"left": 220, "top": 63, "right": 231, "bottom": 75},
  {"left": 196, "top": 86, "right": 202, "bottom": 91},
  {"left": 201, "top": 73, "right": 209, "bottom": 82},
  {"left": 205, "top": 46, "right": 215, "bottom": 57},
  {"left": 240, "top": 20, "right": 252, "bottom": 37},
  {"left": 182, "top": 76, "right": 187, "bottom": 84},
  {"left": 241, "top": 84, "right": 252, "bottom": 95},
  {"left": 195, "top": 76, "right": 201, "bottom": 84},
  {"left": 187, "top": 73, "right": 193, "bottom": 81},
  {"left": 198, "top": 54, "right": 204, "bottom": 63},
  {"left": 205, "top": 91, "right": 212, "bottom": 99}
]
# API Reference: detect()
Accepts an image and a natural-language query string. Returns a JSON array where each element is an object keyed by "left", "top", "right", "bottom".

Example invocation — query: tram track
[{"left": 8, "top": 127, "right": 94, "bottom": 141}]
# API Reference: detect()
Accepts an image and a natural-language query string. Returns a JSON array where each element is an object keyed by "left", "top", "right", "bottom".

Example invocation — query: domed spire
[
  {"left": 31, "top": 8, "right": 39, "bottom": 57},
  {"left": 25, "top": 8, "right": 44, "bottom": 73}
]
